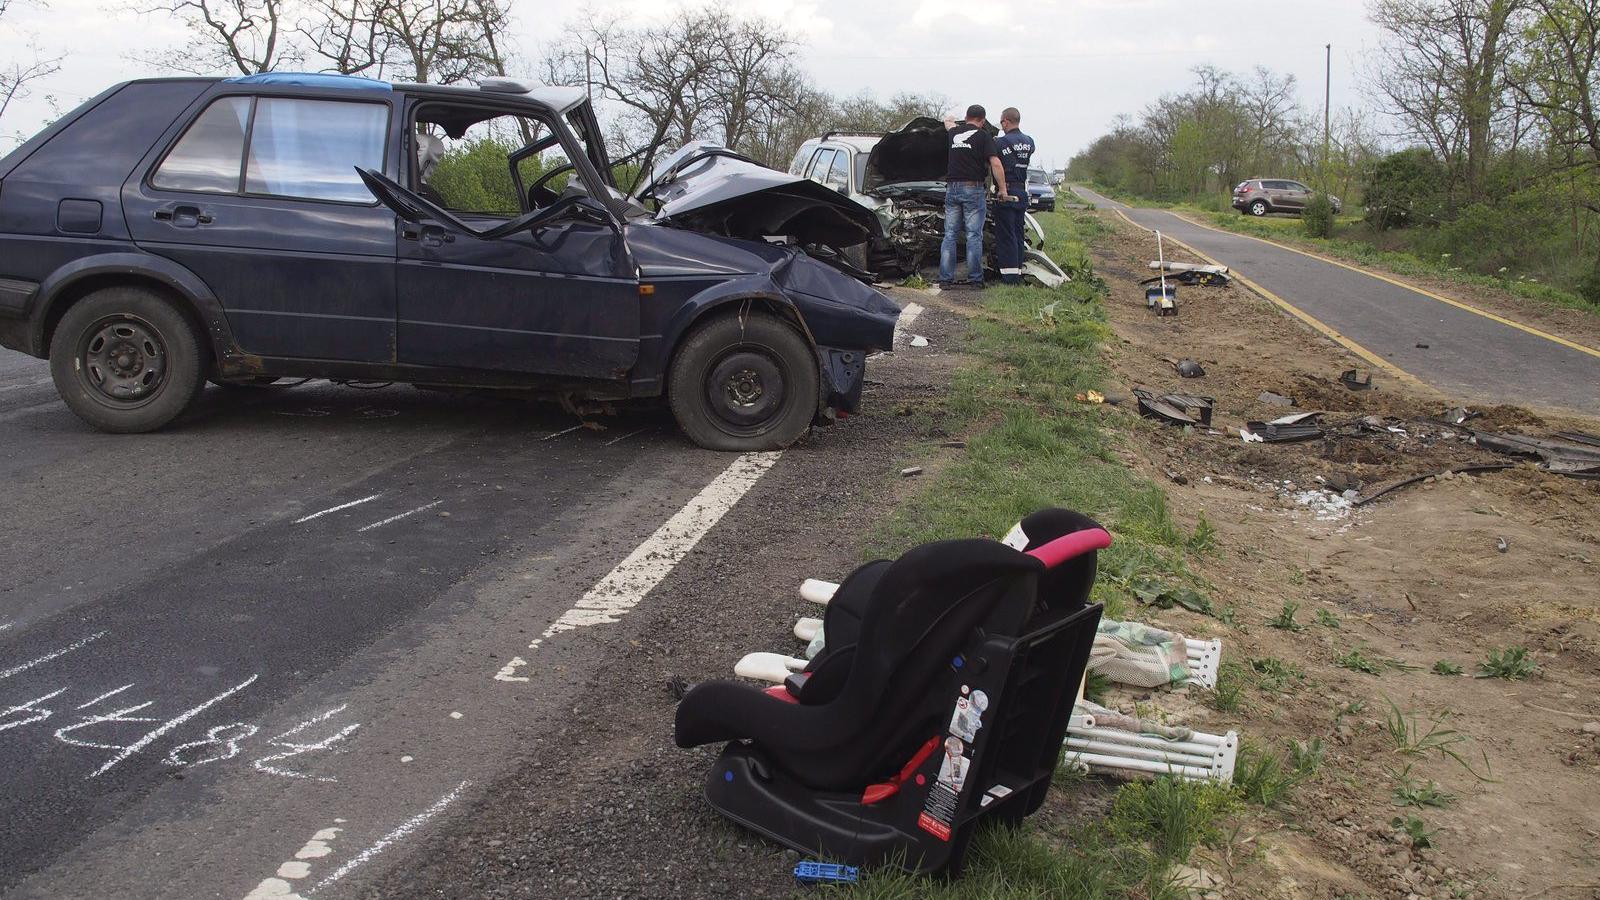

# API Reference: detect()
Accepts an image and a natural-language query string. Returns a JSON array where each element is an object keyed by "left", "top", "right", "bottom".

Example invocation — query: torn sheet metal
[
  {"left": 1469, "top": 430, "right": 1600, "bottom": 477},
  {"left": 1243, "top": 420, "right": 1323, "bottom": 443},
  {"left": 1267, "top": 411, "right": 1322, "bottom": 426},
  {"left": 1134, "top": 388, "right": 1213, "bottom": 427}
]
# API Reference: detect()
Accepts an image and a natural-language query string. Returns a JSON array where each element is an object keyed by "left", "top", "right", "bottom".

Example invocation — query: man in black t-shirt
[{"left": 938, "top": 104, "right": 1014, "bottom": 288}]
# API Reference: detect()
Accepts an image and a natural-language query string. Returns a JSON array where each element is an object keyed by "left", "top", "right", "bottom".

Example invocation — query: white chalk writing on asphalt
[{"left": 0, "top": 631, "right": 361, "bottom": 781}]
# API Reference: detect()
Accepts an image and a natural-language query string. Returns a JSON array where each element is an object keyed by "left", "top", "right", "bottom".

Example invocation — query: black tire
[
  {"left": 667, "top": 312, "right": 819, "bottom": 452},
  {"left": 48, "top": 286, "right": 207, "bottom": 433},
  {"left": 1248, "top": 199, "right": 1269, "bottom": 217}
]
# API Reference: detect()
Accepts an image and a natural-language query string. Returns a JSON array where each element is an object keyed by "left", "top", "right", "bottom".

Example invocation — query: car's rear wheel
[
  {"left": 1249, "top": 199, "right": 1269, "bottom": 217},
  {"left": 49, "top": 287, "right": 207, "bottom": 433},
  {"left": 668, "top": 312, "right": 819, "bottom": 452}
]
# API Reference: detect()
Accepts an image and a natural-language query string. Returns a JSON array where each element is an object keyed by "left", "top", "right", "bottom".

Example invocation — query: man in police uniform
[
  {"left": 938, "top": 104, "right": 1014, "bottom": 289},
  {"left": 994, "top": 107, "right": 1034, "bottom": 285}
]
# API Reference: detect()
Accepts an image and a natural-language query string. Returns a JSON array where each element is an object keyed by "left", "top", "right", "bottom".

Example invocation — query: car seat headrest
[{"left": 415, "top": 132, "right": 445, "bottom": 183}]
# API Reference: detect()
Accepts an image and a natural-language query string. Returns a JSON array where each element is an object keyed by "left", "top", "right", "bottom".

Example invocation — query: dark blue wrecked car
[{"left": 0, "top": 73, "right": 900, "bottom": 450}]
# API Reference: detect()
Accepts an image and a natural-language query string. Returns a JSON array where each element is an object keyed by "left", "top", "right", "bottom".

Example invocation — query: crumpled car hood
[
  {"left": 644, "top": 141, "right": 880, "bottom": 249},
  {"left": 861, "top": 116, "right": 950, "bottom": 193}
]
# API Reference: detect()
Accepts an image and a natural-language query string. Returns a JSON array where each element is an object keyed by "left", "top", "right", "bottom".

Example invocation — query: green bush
[
  {"left": 1363, "top": 148, "right": 1446, "bottom": 230},
  {"left": 1579, "top": 256, "right": 1600, "bottom": 307},
  {"left": 1432, "top": 189, "right": 1563, "bottom": 276},
  {"left": 1302, "top": 193, "right": 1334, "bottom": 238}
]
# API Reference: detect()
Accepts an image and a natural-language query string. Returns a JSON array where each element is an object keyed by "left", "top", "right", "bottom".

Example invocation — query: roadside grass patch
[
  {"left": 1431, "top": 660, "right": 1463, "bottom": 676},
  {"left": 1381, "top": 698, "right": 1492, "bottom": 780},
  {"left": 1232, "top": 739, "right": 1321, "bottom": 809},
  {"left": 1389, "top": 765, "right": 1457, "bottom": 809},
  {"left": 1268, "top": 600, "right": 1304, "bottom": 631},
  {"left": 1475, "top": 646, "right": 1537, "bottom": 680},
  {"left": 870, "top": 210, "right": 1209, "bottom": 619}
]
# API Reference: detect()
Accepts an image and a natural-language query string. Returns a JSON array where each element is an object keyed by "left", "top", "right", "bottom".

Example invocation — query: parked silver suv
[{"left": 1232, "top": 179, "right": 1341, "bottom": 216}]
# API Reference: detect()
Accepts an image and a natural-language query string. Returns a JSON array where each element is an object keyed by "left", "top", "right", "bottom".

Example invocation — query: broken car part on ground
[{"left": 0, "top": 74, "right": 900, "bottom": 451}]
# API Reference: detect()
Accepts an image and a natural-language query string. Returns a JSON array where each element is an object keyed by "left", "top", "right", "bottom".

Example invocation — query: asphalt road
[
  {"left": 1072, "top": 186, "right": 1600, "bottom": 417},
  {"left": 0, "top": 349, "right": 809, "bottom": 898}
]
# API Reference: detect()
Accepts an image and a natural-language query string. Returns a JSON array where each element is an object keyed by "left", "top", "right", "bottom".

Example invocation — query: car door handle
[
  {"left": 402, "top": 223, "right": 455, "bottom": 247},
  {"left": 154, "top": 204, "right": 212, "bottom": 227}
]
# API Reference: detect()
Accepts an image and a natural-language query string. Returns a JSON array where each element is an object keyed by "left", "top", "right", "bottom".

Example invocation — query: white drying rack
[{"left": 799, "top": 579, "right": 1222, "bottom": 689}]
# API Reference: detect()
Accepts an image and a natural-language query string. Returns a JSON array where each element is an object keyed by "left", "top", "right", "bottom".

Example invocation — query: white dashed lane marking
[
  {"left": 294, "top": 494, "right": 382, "bottom": 524},
  {"left": 356, "top": 500, "right": 443, "bottom": 533},
  {"left": 494, "top": 451, "right": 781, "bottom": 682}
]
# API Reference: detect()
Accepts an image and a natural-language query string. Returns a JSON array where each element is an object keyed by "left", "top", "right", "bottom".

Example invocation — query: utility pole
[{"left": 1323, "top": 43, "right": 1332, "bottom": 181}]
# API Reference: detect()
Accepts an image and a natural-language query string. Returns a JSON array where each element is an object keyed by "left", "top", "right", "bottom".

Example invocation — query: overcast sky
[{"left": 0, "top": 0, "right": 1385, "bottom": 166}]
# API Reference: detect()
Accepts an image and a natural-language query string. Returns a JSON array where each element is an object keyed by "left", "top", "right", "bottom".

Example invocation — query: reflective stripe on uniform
[{"left": 999, "top": 267, "right": 1022, "bottom": 275}]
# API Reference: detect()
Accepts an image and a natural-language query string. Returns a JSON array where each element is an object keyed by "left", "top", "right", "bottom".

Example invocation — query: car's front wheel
[
  {"left": 49, "top": 286, "right": 207, "bottom": 433},
  {"left": 1249, "top": 200, "right": 1269, "bottom": 216},
  {"left": 668, "top": 312, "right": 819, "bottom": 452}
]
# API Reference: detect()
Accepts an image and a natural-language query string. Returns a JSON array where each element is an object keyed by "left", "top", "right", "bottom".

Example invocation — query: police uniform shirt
[
  {"left": 997, "top": 130, "right": 1035, "bottom": 192},
  {"left": 945, "top": 123, "right": 1000, "bottom": 182}
]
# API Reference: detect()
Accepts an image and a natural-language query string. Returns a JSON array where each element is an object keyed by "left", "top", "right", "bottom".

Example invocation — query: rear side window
[
  {"left": 152, "top": 95, "right": 387, "bottom": 203},
  {"left": 825, "top": 150, "right": 850, "bottom": 191},
  {"left": 150, "top": 96, "right": 251, "bottom": 194},
  {"left": 246, "top": 98, "right": 387, "bottom": 203},
  {"left": 788, "top": 144, "right": 814, "bottom": 176},
  {"left": 805, "top": 148, "right": 836, "bottom": 183}
]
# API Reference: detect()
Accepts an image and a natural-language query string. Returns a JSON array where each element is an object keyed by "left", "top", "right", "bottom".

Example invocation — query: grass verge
[{"left": 850, "top": 210, "right": 1242, "bottom": 896}]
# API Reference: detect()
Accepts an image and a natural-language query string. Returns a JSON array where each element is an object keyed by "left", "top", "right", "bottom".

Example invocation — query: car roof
[
  {"left": 820, "top": 135, "right": 882, "bottom": 154},
  {"left": 202, "top": 73, "right": 588, "bottom": 113}
]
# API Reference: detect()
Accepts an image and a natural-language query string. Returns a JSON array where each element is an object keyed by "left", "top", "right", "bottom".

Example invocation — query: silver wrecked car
[{"left": 789, "top": 119, "right": 1069, "bottom": 286}]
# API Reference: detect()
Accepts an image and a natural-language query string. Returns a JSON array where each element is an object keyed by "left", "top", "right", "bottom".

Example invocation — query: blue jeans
[{"left": 939, "top": 182, "right": 987, "bottom": 284}]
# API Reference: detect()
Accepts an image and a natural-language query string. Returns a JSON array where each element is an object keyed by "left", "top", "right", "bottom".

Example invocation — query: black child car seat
[{"left": 674, "top": 509, "right": 1110, "bottom": 876}]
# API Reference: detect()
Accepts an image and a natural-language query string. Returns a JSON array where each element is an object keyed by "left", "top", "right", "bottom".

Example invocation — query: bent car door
[
  {"left": 375, "top": 104, "right": 638, "bottom": 380},
  {"left": 124, "top": 85, "right": 400, "bottom": 363}
]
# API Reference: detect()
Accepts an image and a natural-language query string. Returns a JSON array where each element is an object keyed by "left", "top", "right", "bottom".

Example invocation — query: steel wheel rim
[
  {"left": 703, "top": 345, "right": 787, "bottom": 436},
  {"left": 77, "top": 314, "right": 168, "bottom": 408}
]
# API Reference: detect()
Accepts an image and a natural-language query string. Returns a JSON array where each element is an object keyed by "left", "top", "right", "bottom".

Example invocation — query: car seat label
[{"left": 918, "top": 684, "right": 987, "bottom": 841}]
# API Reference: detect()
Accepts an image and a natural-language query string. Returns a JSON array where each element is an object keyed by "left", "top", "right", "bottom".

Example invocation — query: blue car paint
[{"left": 0, "top": 77, "right": 900, "bottom": 415}]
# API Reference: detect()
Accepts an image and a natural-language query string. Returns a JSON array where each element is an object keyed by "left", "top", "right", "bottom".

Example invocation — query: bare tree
[
  {"left": 298, "top": 0, "right": 387, "bottom": 75},
  {"left": 1365, "top": 0, "right": 1526, "bottom": 201},
  {"left": 374, "top": 0, "right": 509, "bottom": 84},
  {"left": 1507, "top": 0, "right": 1600, "bottom": 168},
  {"left": 0, "top": 0, "right": 62, "bottom": 127},
  {"left": 142, "top": 0, "right": 295, "bottom": 75}
]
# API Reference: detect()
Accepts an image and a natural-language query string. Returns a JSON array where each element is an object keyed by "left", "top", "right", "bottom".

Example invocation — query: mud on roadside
[{"left": 1091, "top": 212, "right": 1600, "bottom": 899}]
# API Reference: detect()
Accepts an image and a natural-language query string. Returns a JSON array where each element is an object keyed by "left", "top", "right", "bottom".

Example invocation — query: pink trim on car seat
[{"left": 1025, "top": 528, "right": 1112, "bottom": 569}]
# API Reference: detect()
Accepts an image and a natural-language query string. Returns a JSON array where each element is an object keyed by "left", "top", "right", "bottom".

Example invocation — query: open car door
[{"left": 358, "top": 168, "right": 640, "bottom": 382}]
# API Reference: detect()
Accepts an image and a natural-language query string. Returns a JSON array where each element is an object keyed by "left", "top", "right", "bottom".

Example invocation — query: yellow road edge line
[
  {"left": 1166, "top": 211, "right": 1600, "bottom": 361},
  {"left": 1110, "top": 208, "right": 1430, "bottom": 392}
]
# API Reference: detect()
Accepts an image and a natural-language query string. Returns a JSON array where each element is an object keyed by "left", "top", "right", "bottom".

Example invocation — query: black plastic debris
[
  {"left": 1258, "top": 391, "right": 1295, "bottom": 407},
  {"left": 1469, "top": 430, "right": 1600, "bottom": 478},
  {"left": 1140, "top": 270, "right": 1231, "bottom": 287},
  {"left": 1415, "top": 342, "right": 1430, "bottom": 349},
  {"left": 1133, "top": 388, "right": 1214, "bottom": 427},
  {"left": 1340, "top": 369, "right": 1374, "bottom": 391},
  {"left": 1171, "top": 358, "right": 1205, "bottom": 378},
  {"left": 1353, "top": 463, "right": 1515, "bottom": 506},
  {"left": 1244, "top": 420, "right": 1323, "bottom": 443},
  {"left": 1554, "top": 430, "right": 1600, "bottom": 449}
]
